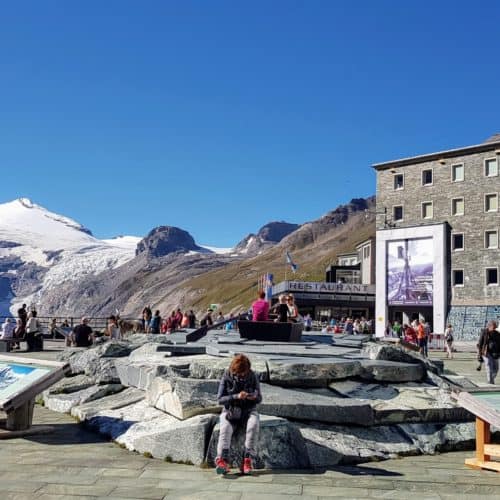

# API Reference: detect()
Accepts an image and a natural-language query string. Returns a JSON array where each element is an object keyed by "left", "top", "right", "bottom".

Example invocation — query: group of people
[
  {"left": 251, "top": 291, "right": 299, "bottom": 323},
  {"left": 320, "top": 317, "right": 373, "bottom": 335},
  {"left": 385, "top": 318, "right": 432, "bottom": 357},
  {"left": 141, "top": 307, "right": 197, "bottom": 334},
  {"left": 0, "top": 304, "right": 43, "bottom": 351}
]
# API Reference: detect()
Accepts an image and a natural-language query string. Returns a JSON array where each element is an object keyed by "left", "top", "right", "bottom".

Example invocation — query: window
[
  {"left": 451, "top": 163, "right": 464, "bottom": 182},
  {"left": 393, "top": 205, "right": 403, "bottom": 221},
  {"left": 422, "top": 169, "right": 433, "bottom": 186},
  {"left": 485, "top": 158, "right": 498, "bottom": 177},
  {"left": 421, "top": 202, "right": 433, "bottom": 219},
  {"left": 485, "top": 193, "right": 498, "bottom": 212},
  {"left": 486, "top": 268, "right": 498, "bottom": 286},
  {"left": 452, "top": 233, "right": 464, "bottom": 251},
  {"left": 451, "top": 197, "right": 464, "bottom": 216},
  {"left": 393, "top": 174, "right": 404, "bottom": 190},
  {"left": 363, "top": 246, "right": 370, "bottom": 259},
  {"left": 453, "top": 269, "right": 464, "bottom": 287},
  {"left": 485, "top": 230, "right": 498, "bottom": 249}
]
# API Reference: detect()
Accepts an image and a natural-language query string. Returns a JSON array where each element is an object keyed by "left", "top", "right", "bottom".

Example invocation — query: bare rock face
[
  {"left": 135, "top": 226, "right": 200, "bottom": 257},
  {"left": 234, "top": 221, "right": 300, "bottom": 255}
]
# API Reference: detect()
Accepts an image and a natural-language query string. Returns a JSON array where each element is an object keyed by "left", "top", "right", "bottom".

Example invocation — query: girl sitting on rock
[{"left": 215, "top": 353, "right": 262, "bottom": 475}]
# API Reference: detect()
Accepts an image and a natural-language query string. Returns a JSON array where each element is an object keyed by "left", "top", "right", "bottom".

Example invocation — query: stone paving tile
[
  {"left": 98, "top": 467, "right": 146, "bottom": 478},
  {"left": 95, "top": 478, "right": 165, "bottom": 489},
  {"left": 305, "top": 485, "right": 374, "bottom": 497},
  {"left": 38, "top": 483, "right": 116, "bottom": 496},
  {"left": 0, "top": 479, "right": 46, "bottom": 493},
  {"left": 110, "top": 487, "right": 169, "bottom": 499},
  {"left": 37, "top": 496, "right": 97, "bottom": 500},
  {"left": 156, "top": 479, "right": 230, "bottom": 491},
  {"left": 369, "top": 490, "right": 441, "bottom": 499},
  {"left": 240, "top": 495, "right": 319, "bottom": 500},
  {"left": 227, "top": 481, "right": 302, "bottom": 494},
  {"left": 162, "top": 492, "right": 242, "bottom": 500}
]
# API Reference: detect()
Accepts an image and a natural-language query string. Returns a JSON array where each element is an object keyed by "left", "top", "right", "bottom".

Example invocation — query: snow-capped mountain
[{"left": 0, "top": 198, "right": 140, "bottom": 315}]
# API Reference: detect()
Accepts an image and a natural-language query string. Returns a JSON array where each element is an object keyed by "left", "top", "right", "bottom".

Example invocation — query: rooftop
[{"left": 373, "top": 134, "right": 500, "bottom": 170}]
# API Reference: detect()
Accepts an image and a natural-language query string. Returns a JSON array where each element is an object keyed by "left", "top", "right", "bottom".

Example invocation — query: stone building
[{"left": 373, "top": 134, "right": 500, "bottom": 339}]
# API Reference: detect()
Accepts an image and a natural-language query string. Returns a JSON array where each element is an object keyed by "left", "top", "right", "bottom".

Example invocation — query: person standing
[
  {"left": 150, "top": 310, "right": 162, "bottom": 334},
  {"left": 251, "top": 291, "right": 269, "bottom": 322},
  {"left": 392, "top": 320, "right": 402, "bottom": 339},
  {"left": 107, "top": 316, "right": 121, "bottom": 340},
  {"left": 73, "top": 318, "right": 93, "bottom": 347},
  {"left": 215, "top": 354, "right": 262, "bottom": 475},
  {"left": 188, "top": 310, "right": 197, "bottom": 328},
  {"left": 478, "top": 320, "right": 500, "bottom": 384},
  {"left": 417, "top": 320, "right": 428, "bottom": 357},
  {"left": 0, "top": 318, "right": 15, "bottom": 340},
  {"left": 26, "top": 311, "right": 41, "bottom": 351},
  {"left": 286, "top": 295, "right": 299, "bottom": 323},
  {"left": 444, "top": 324, "right": 454, "bottom": 359}
]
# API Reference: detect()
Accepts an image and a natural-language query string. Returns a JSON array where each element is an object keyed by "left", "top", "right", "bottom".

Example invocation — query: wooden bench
[{"left": 456, "top": 389, "right": 500, "bottom": 472}]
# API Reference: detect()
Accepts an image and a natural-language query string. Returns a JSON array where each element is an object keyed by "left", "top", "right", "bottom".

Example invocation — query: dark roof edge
[{"left": 372, "top": 140, "right": 500, "bottom": 170}]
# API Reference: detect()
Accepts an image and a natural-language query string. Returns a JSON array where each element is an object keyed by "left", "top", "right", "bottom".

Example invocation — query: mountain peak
[
  {"left": 135, "top": 226, "right": 201, "bottom": 257},
  {"left": 18, "top": 197, "right": 34, "bottom": 208}
]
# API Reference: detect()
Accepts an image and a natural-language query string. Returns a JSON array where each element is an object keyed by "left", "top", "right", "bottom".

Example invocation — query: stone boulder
[
  {"left": 398, "top": 422, "right": 475, "bottom": 454},
  {"left": 117, "top": 413, "right": 217, "bottom": 465},
  {"left": 115, "top": 360, "right": 174, "bottom": 390},
  {"left": 44, "top": 384, "right": 123, "bottom": 413},
  {"left": 298, "top": 423, "right": 418, "bottom": 467},
  {"left": 188, "top": 356, "right": 269, "bottom": 381},
  {"left": 329, "top": 381, "right": 472, "bottom": 425},
  {"left": 359, "top": 359, "right": 425, "bottom": 383},
  {"left": 147, "top": 377, "right": 220, "bottom": 419},
  {"left": 85, "top": 400, "right": 166, "bottom": 440},
  {"left": 206, "top": 415, "right": 310, "bottom": 469},
  {"left": 71, "top": 387, "right": 145, "bottom": 421},
  {"left": 259, "top": 384, "right": 374, "bottom": 425},
  {"left": 45, "top": 374, "right": 96, "bottom": 394},
  {"left": 362, "top": 342, "right": 443, "bottom": 375},
  {"left": 267, "top": 357, "right": 362, "bottom": 387},
  {"left": 64, "top": 341, "right": 133, "bottom": 375}
]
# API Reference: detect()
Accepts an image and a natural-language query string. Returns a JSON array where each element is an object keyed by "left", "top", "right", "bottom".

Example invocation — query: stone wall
[{"left": 447, "top": 305, "right": 500, "bottom": 341}]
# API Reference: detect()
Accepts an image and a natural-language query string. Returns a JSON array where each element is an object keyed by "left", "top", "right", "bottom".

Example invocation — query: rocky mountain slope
[{"left": 0, "top": 196, "right": 375, "bottom": 318}]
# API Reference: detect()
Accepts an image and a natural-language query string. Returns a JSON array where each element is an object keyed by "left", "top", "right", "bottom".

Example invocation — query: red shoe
[
  {"left": 215, "top": 457, "right": 230, "bottom": 475},
  {"left": 241, "top": 457, "right": 253, "bottom": 474}
]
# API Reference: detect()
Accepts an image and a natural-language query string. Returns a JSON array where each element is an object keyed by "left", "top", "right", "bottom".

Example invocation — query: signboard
[
  {"left": 286, "top": 281, "right": 374, "bottom": 294},
  {"left": 387, "top": 238, "right": 433, "bottom": 306}
]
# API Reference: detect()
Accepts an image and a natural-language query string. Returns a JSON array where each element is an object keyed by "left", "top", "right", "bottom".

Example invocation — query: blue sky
[{"left": 1, "top": 1, "right": 499, "bottom": 246}]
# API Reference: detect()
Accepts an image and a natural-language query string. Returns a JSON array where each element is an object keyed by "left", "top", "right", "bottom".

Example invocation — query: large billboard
[{"left": 387, "top": 237, "right": 433, "bottom": 306}]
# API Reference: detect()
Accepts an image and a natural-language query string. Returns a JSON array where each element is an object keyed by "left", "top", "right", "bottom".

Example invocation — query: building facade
[
  {"left": 374, "top": 135, "right": 500, "bottom": 339},
  {"left": 272, "top": 238, "right": 376, "bottom": 321}
]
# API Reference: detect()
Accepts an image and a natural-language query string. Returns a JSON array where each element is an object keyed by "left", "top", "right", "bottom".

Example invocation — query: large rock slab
[
  {"left": 267, "top": 357, "right": 362, "bottom": 387},
  {"left": 116, "top": 413, "right": 217, "bottom": 465},
  {"left": 208, "top": 343, "right": 358, "bottom": 358},
  {"left": 188, "top": 355, "right": 269, "bottom": 381},
  {"left": 398, "top": 422, "right": 475, "bottom": 454},
  {"left": 128, "top": 343, "right": 172, "bottom": 362},
  {"left": 329, "top": 380, "right": 472, "bottom": 424},
  {"left": 206, "top": 415, "right": 310, "bottom": 469},
  {"left": 44, "top": 384, "right": 123, "bottom": 413},
  {"left": 298, "top": 423, "right": 419, "bottom": 467},
  {"left": 85, "top": 400, "right": 166, "bottom": 439},
  {"left": 147, "top": 377, "right": 220, "bottom": 419},
  {"left": 87, "top": 358, "right": 121, "bottom": 384},
  {"left": 71, "top": 387, "right": 145, "bottom": 421},
  {"left": 45, "top": 374, "right": 96, "bottom": 394},
  {"left": 62, "top": 341, "right": 134, "bottom": 375},
  {"left": 259, "top": 384, "right": 374, "bottom": 425},
  {"left": 362, "top": 342, "right": 443, "bottom": 375},
  {"left": 115, "top": 360, "right": 173, "bottom": 390},
  {"left": 359, "top": 359, "right": 425, "bottom": 382}
]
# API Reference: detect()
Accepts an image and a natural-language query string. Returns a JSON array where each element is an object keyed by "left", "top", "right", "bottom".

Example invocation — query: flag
[{"left": 286, "top": 251, "right": 298, "bottom": 273}]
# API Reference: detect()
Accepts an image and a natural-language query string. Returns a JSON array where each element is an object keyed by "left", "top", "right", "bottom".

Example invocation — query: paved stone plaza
[{"left": 1, "top": 341, "right": 499, "bottom": 499}]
